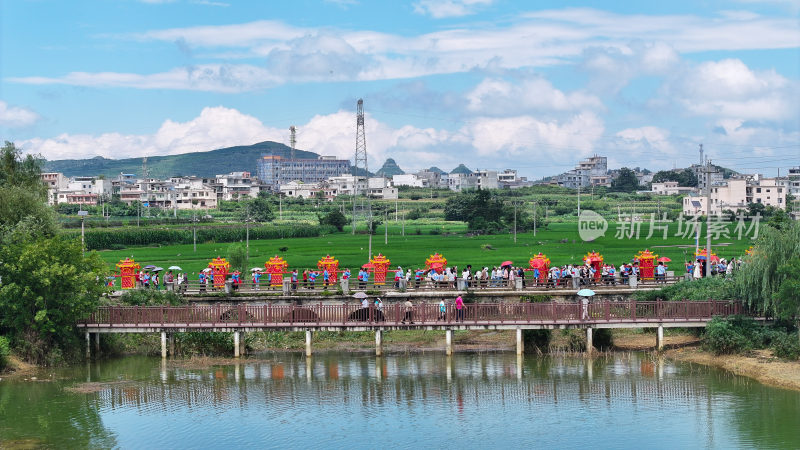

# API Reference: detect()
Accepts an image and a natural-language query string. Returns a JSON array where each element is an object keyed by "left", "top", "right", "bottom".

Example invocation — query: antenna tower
[
  {"left": 352, "top": 99, "right": 371, "bottom": 236},
  {"left": 142, "top": 157, "right": 148, "bottom": 179},
  {"left": 699, "top": 143, "right": 704, "bottom": 165},
  {"left": 289, "top": 126, "right": 297, "bottom": 160}
]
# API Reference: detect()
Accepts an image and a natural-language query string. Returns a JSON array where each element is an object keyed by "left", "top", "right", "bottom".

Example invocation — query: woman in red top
[{"left": 455, "top": 295, "right": 465, "bottom": 322}]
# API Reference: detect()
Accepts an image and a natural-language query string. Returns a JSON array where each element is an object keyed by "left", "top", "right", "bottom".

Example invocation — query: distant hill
[
  {"left": 450, "top": 164, "right": 472, "bottom": 175},
  {"left": 43, "top": 141, "right": 321, "bottom": 178},
  {"left": 375, "top": 158, "right": 405, "bottom": 177},
  {"left": 427, "top": 166, "right": 446, "bottom": 174}
]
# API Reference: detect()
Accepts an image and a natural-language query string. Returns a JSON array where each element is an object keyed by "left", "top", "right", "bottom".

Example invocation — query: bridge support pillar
[
  {"left": 234, "top": 331, "right": 240, "bottom": 358},
  {"left": 94, "top": 332, "right": 100, "bottom": 356},
  {"left": 305, "top": 330, "right": 313, "bottom": 357},
  {"left": 85, "top": 331, "right": 91, "bottom": 359},
  {"left": 375, "top": 330, "right": 383, "bottom": 356},
  {"left": 445, "top": 329, "right": 453, "bottom": 356},
  {"left": 160, "top": 331, "right": 167, "bottom": 359},
  {"left": 168, "top": 334, "right": 175, "bottom": 357},
  {"left": 585, "top": 327, "right": 593, "bottom": 354},
  {"left": 656, "top": 326, "right": 664, "bottom": 350},
  {"left": 516, "top": 328, "right": 523, "bottom": 355}
]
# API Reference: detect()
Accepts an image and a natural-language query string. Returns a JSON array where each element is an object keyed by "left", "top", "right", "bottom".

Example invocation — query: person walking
[
  {"left": 402, "top": 299, "right": 414, "bottom": 324},
  {"left": 455, "top": 295, "right": 464, "bottom": 322},
  {"left": 438, "top": 299, "right": 446, "bottom": 321}
]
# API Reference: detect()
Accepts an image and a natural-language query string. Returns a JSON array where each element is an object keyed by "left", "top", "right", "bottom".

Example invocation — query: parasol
[
  {"left": 151, "top": 267, "right": 164, "bottom": 272},
  {"left": 353, "top": 292, "right": 368, "bottom": 299},
  {"left": 143, "top": 265, "right": 156, "bottom": 270},
  {"left": 167, "top": 265, "right": 182, "bottom": 271},
  {"left": 202, "top": 267, "right": 212, "bottom": 272},
  {"left": 500, "top": 260, "right": 513, "bottom": 267},
  {"left": 656, "top": 257, "right": 671, "bottom": 263},
  {"left": 577, "top": 289, "right": 595, "bottom": 297},
  {"left": 250, "top": 267, "right": 263, "bottom": 272}
]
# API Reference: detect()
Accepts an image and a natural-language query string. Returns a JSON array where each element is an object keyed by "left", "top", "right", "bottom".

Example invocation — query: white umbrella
[
  {"left": 353, "top": 292, "right": 368, "bottom": 299},
  {"left": 577, "top": 288, "right": 595, "bottom": 297},
  {"left": 251, "top": 267, "right": 264, "bottom": 272},
  {"left": 167, "top": 265, "right": 182, "bottom": 271},
  {"left": 202, "top": 268, "right": 212, "bottom": 272},
  {"left": 152, "top": 267, "right": 164, "bottom": 272}
]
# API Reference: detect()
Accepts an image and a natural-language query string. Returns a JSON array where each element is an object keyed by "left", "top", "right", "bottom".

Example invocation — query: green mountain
[
  {"left": 43, "top": 141, "right": 321, "bottom": 178},
  {"left": 450, "top": 164, "right": 472, "bottom": 175},
  {"left": 427, "top": 166, "right": 446, "bottom": 174},
  {"left": 375, "top": 158, "right": 405, "bottom": 177}
]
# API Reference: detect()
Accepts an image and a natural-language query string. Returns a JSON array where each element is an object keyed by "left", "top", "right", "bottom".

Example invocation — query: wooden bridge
[{"left": 79, "top": 300, "right": 743, "bottom": 358}]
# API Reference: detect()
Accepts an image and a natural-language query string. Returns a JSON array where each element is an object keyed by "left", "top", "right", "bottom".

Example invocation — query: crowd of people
[{"left": 122, "top": 255, "right": 740, "bottom": 292}]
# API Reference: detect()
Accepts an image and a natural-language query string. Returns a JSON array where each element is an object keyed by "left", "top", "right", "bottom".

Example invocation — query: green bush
[
  {"left": 633, "top": 277, "right": 735, "bottom": 302},
  {"left": 772, "top": 334, "right": 800, "bottom": 360},
  {"left": 0, "top": 336, "right": 9, "bottom": 371},
  {"left": 176, "top": 332, "right": 233, "bottom": 356},
  {"left": 704, "top": 316, "right": 752, "bottom": 354}
]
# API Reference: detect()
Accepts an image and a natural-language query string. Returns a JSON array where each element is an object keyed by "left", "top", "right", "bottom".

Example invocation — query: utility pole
[
  {"left": 704, "top": 156, "right": 715, "bottom": 278},
  {"left": 245, "top": 204, "right": 250, "bottom": 262},
  {"left": 384, "top": 210, "right": 388, "bottom": 245},
  {"left": 137, "top": 201, "right": 140, "bottom": 227},
  {"left": 192, "top": 201, "right": 197, "bottom": 253},
  {"left": 533, "top": 201, "right": 537, "bottom": 237},
  {"left": 402, "top": 211, "right": 405, "bottom": 236},
  {"left": 577, "top": 182, "right": 581, "bottom": 218}
]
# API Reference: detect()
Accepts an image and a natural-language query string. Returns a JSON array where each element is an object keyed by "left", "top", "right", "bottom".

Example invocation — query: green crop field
[{"left": 97, "top": 221, "right": 755, "bottom": 276}]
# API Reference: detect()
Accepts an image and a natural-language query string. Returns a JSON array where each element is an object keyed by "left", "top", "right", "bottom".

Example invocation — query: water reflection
[{"left": 1, "top": 353, "right": 799, "bottom": 449}]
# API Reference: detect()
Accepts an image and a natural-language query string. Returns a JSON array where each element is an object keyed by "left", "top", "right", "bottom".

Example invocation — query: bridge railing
[
  {"left": 135, "top": 274, "right": 686, "bottom": 296},
  {"left": 79, "top": 300, "right": 742, "bottom": 328}
]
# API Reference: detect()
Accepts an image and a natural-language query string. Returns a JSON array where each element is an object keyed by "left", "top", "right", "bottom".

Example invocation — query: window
[{"left": 756, "top": 188, "right": 761, "bottom": 193}]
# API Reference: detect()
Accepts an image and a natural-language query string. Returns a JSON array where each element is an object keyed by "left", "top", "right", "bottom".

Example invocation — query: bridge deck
[{"left": 79, "top": 300, "right": 742, "bottom": 332}]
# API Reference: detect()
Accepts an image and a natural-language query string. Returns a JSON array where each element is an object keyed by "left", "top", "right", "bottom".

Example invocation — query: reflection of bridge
[
  {"left": 79, "top": 300, "right": 745, "bottom": 358},
  {"left": 92, "top": 357, "right": 713, "bottom": 412}
]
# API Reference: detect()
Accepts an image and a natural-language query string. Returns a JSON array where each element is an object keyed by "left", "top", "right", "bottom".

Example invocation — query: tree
[
  {"left": 611, "top": 167, "right": 640, "bottom": 192},
  {"left": 652, "top": 169, "right": 698, "bottom": 187},
  {"left": 249, "top": 197, "right": 274, "bottom": 222},
  {"left": 772, "top": 259, "right": 800, "bottom": 321},
  {"left": 734, "top": 221, "right": 800, "bottom": 316},
  {"left": 0, "top": 141, "right": 46, "bottom": 197},
  {"left": 0, "top": 236, "right": 108, "bottom": 364},
  {"left": 320, "top": 210, "right": 347, "bottom": 231},
  {"left": 227, "top": 243, "right": 247, "bottom": 274}
]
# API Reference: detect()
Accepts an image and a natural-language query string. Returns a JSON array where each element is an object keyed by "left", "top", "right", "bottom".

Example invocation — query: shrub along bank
[{"left": 704, "top": 316, "right": 799, "bottom": 360}]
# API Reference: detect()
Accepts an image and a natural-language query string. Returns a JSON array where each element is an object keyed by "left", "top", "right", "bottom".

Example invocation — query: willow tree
[{"left": 734, "top": 221, "right": 800, "bottom": 317}]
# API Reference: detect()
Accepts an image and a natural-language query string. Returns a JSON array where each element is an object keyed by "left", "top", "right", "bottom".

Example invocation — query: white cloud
[
  {"left": 466, "top": 77, "right": 604, "bottom": 115},
  {"left": 665, "top": 58, "right": 797, "bottom": 121},
  {"left": 20, "top": 106, "right": 612, "bottom": 176},
  {"left": 0, "top": 101, "right": 40, "bottom": 128},
  {"left": 413, "top": 0, "right": 494, "bottom": 18},
  {"left": 12, "top": 8, "right": 796, "bottom": 92},
  {"left": 615, "top": 126, "right": 677, "bottom": 155},
  {"left": 581, "top": 41, "right": 681, "bottom": 93},
  {"left": 9, "top": 64, "right": 280, "bottom": 93}
]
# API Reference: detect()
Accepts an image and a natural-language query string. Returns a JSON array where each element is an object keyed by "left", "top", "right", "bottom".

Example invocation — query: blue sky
[{"left": 1, "top": 0, "right": 798, "bottom": 178}]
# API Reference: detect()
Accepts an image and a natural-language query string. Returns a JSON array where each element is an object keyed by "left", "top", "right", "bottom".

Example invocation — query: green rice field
[{"left": 97, "top": 221, "right": 755, "bottom": 275}]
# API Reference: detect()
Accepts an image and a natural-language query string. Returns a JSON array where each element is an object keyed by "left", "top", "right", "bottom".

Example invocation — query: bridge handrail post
[
  {"left": 605, "top": 301, "right": 610, "bottom": 321},
  {"left": 263, "top": 305, "right": 268, "bottom": 326},
  {"left": 161, "top": 306, "right": 164, "bottom": 326},
  {"left": 631, "top": 299, "right": 636, "bottom": 321},
  {"left": 551, "top": 301, "right": 556, "bottom": 322},
  {"left": 656, "top": 299, "right": 661, "bottom": 319},
  {"left": 135, "top": 305, "right": 139, "bottom": 327},
  {"left": 684, "top": 298, "right": 689, "bottom": 320},
  {"left": 291, "top": 304, "right": 295, "bottom": 326},
  {"left": 318, "top": 302, "right": 322, "bottom": 326},
  {"left": 710, "top": 298, "right": 714, "bottom": 317},
  {"left": 238, "top": 303, "right": 243, "bottom": 326}
]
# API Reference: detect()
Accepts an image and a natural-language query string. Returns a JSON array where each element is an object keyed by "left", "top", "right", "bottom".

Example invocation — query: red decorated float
[
  {"left": 634, "top": 249, "right": 658, "bottom": 280},
  {"left": 370, "top": 253, "right": 391, "bottom": 285},
  {"left": 425, "top": 253, "right": 447, "bottom": 274},
  {"left": 695, "top": 248, "right": 719, "bottom": 263},
  {"left": 528, "top": 253, "right": 550, "bottom": 283},
  {"left": 116, "top": 257, "right": 140, "bottom": 290},
  {"left": 264, "top": 255, "right": 288, "bottom": 287},
  {"left": 317, "top": 255, "right": 340, "bottom": 284},
  {"left": 583, "top": 251, "right": 604, "bottom": 281},
  {"left": 207, "top": 257, "right": 231, "bottom": 289}
]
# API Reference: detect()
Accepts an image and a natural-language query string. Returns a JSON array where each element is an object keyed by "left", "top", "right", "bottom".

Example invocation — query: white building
[
  {"left": 651, "top": 182, "right": 698, "bottom": 196},
  {"left": 280, "top": 181, "right": 323, "bottom": 200},
  {"left": 392, "top": 174, "right": 424, "bottom": 188},
  {"left": 682, "top": 175, "right": 786, "bottom": 216},
  {"left": 215, "top": 171, "right": 260, "bottom": 201}
]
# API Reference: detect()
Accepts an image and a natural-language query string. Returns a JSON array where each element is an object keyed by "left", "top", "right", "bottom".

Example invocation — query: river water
[{"left": 1, "top": 352, "right": 798, "bottom": 449}]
